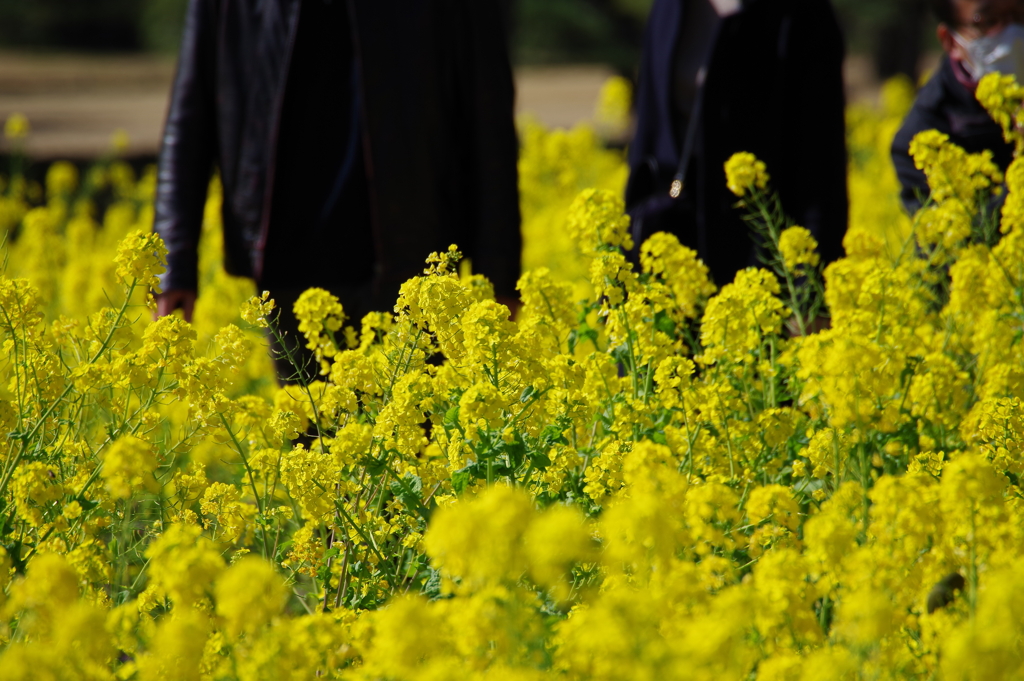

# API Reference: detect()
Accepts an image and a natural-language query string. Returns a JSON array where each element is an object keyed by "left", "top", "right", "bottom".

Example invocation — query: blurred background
[{"left": 0, "top": 0, "right": 935, "bottom": 162}]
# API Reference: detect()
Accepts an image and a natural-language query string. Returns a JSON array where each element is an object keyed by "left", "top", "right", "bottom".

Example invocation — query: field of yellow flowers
[{"left": 0, "top": 73, "right": 1021, "bottom": 680}]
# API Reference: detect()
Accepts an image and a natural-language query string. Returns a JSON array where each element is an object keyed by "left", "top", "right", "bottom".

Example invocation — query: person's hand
[{"left": 155, "top": 289, "right": 197, "bottom": 322}]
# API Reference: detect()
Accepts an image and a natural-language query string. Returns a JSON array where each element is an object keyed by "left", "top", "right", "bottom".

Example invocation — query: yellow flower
[
  {"left": 700, "top": 267, "right": 787, "bottom": 365},
  {"left": 594, "top": 75, "right": 633, "bottom": 134},
  {"left": 458, "top": 380, "right": 505, "bottom": 440},
  {"left": 746, "top": 484, "right": 799, "bottom": 531},
  {"left": 4, "top": 552, "right": 79, "bottom": 619},
  {"left": 460, "top": 299, "right": 516, "bottom": 371},
  {"left": 976, "top": 71, "right": 1024, "bottom": 155},
  {"left": 11, "top": 462, "right": 65, "bottom": 527},
  {"left": 111, "top": 128, "right": 130, "bottom": 154},
  {"left": 62, "top": 500, "right": 82, "bottom": 520},
  {"left": 4, "top": 112, "right": 29, "bottom": 140},
  {"left": 114, "top": 229, "right": 167, "bottom": 309},
  {"left": 100, "top": 435, "right": 161, "bottom": 500},
  {"left": 145, "top": 524, "right": 225, "bottom": 608},
  {"left": 279, "top": 443, "right": 338, "bottom": 521},
  {"left": 640, "top": 231, "right": 716, "bottom": 317},
  {"left": 213, "top": 556, "right": 288, "bottom": 637},
  {"left": 136, "top": 609, "right": 211, "bottom": 681},
  {"left": 199, "top": 482, "right": 255, "bottom": 544},
  {"left": 566, "top": 188, "right": 633, "bottom": 254},
  {"left": 294, "top": 287, "right": 346, "bottom": 370},
  {"left": 757, "top": 407, "right": 799, "bottom": 448},
  {"left": 941, "top": 560, "right": 1024, "bottom": 681},
  {"left": 361, "top": 595, "right": 447, "bottom": 679},
  {"left": 724, "top": 151, "right": 770, "bottom": 196},
  {"left": 517, "top": 267, "right": 577, "bottom": 340},
  {"left": 45, "top": 161, "right": 78, "bottom": 197},
  {"left": 522, "top": 504, "right": 594, "bottom": 593},
  {"left": 778, "top": 226, "right": 820, "bottom": 273},
  {"left": 240, "top": 290, "right": 275, "bottom": 327},
  {"left": 423, "top": 485, "right": 535, "bottom": 590},
  {"left": 908, "top": 128, "right": 1002, "bottom": 211}
]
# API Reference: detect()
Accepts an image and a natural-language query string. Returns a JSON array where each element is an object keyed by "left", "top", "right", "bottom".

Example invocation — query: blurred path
[
  {"left": 515, "top": 65, "right": 616, "bottom": 129},
  {"left": 0, "top": 51, "right": 900, "bottom": 160},
  {"left": 0, "top": 52, "right": 174, "bottom": 158}
]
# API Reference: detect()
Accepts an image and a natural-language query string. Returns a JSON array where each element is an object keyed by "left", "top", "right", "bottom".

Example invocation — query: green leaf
[
  {"left": 539, "top": 424, "right": 569, "bottom": 447},
  {"left": 451, "top": 470, "right": 471, "bottom": 495},
  {"left": 390, "top": 475, "right": 428, "bottom": 519},
  {"left": 529, "top": 451, "right": 552, "bottom": 469},
  {"left": 501, "top": 439, "right": 527, "bottom": 468},
  {"left": 3, "top": 539, "right": 26, "bottom": 574},
  {"left": 80, "top": 496, "right": 100, "bottom": 509},
  {"left": 443, "top": 405, "right": 460, "bottom": 428},
  {"left": 654, "top": 310, "right": 676, "bottom": 335}
]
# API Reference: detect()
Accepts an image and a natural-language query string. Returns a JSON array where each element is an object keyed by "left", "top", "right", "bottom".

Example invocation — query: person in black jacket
[
  {"left": 626, "top": 0, "right": 848, "bottom": 287},
  {"left": 153, "top": 0, "right": 521, "bottom": 380},
  {"left": 892, "top": 0, "right": 1020, "bottom": 214}
]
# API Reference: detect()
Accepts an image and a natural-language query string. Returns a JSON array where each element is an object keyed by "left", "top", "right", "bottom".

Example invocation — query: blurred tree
[
  {"left": 0, "top": 0, "right": 142, "bottom": 51},
  {"left": 832, "top": 0, "right": 931, "bottom": 80},
  {"left": 511, "top": 0, "right": 649, "bottom": 73},
  {"left": 611, "top": 0, "right": 655, "bottom": 21},
  {"left": 0, "top": 0, "right": 936, "bottom": 83},
  {"left": 510, "top": 0, "right": 933, "bottom": 80},
  {"left": 140, "top": 0, "right": 190, "bottom": 53}
]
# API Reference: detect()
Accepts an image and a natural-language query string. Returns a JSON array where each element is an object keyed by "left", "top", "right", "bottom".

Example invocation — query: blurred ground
[
  {"left": 0, "top": 51, "right": 930, "bottom": 160},
  {"left": 0, "top": 51, "right": 173, "bottom": 158}
]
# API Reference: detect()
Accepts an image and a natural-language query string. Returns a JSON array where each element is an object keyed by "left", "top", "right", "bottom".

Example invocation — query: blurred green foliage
[
  {"left": 832, "top": 0, "right": 933, "bottom": 79},
  {"left": 140, "top": 0, "right": 191, "bottom": 54},
  {"left": 0, "top": 0, "right": 936, "bottom": 80},
  {"left": 512, "top": 0, "right": 650, "bottom": 72},
  {"left": 0, "top": 0, "right": 143, "bottom": 51},
  {"left": 0, "top": 0, "right": 188, "bottom": 53},
  {"left": 514, "top": 0, "right": 934, "bottom": 79}
]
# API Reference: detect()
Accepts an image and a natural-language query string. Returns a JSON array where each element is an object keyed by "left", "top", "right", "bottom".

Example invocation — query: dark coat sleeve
[
  {"left": 626, "top": 0, "right": 682, "bottom": 208},
  {"left": 889, "top": 57, "right": 1012, "bottom": 215},
  {"left": 777, "top": 0, "right": 849, "bottom": 265},
  {"left": 460, "top": 0, "right": 522, "bottom": 299},
  {"left": 889, "top": 63, "right": 948, "bottom": 215},
  {"left": 153, "top": 0, "right": 219, "bottom": 293},
  {"left": 891, "top": 111, "right": 932, "bottom": 215},
  {"left": 891, "top": 97, "right": 945, "bottom": 215}
]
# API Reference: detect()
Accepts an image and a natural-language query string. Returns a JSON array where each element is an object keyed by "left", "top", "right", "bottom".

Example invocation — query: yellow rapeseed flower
[
  {"left": 777, "top": 226, "right": 820, "bottom": 273},
  {"left": 100, "top": 435, "right": 160, "bottom": 500},
  {"left": 724, "top": 151, "right": 770, "bottom": 197},
  {"left": 213, "top": 556, "right": 288, "bottom": 637},
  {"left": 3, "top": 112, "right": 29, "bottom": 140}
]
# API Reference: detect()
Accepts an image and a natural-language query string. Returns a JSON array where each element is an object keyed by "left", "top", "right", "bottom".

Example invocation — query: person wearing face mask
[
  {"left": 892, "top": 0, "right": 1024, "bottom": 214},
  {"left": 626, "top": 0, "right": 849, "bottom": 287}
]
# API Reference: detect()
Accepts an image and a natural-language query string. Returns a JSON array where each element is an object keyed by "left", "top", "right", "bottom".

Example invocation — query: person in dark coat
[
  {"left": 153, "top": 0, "right": 521, "bottom": 380},
  {"left": 892, "top": 0, "right": 1020, "bottom": 214},
  {"left": 626, "top": 0, "right": 849, "bottom": 287}
]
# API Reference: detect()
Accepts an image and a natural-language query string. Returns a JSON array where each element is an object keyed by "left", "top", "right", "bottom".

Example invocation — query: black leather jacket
[{"left": 154, "top": 0, "right": 522, "bottom": 299}]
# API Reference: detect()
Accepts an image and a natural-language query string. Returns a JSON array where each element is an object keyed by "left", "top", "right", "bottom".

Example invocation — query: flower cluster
[
  {"left": 0, "top": 76, "right": 1023, "bottom": 681},
  {"left": 724, "top": 151, "right": 770, "bottom": 197},
  {"left": 976, "top": 71, "right": 1024, "bottom": 155}
]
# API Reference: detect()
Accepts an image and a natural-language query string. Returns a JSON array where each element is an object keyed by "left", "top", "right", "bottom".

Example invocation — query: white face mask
[
  {"left": 708, "top": 0, "right": 741, "bottom": 16},
  {"left": 954, "top": 23, "right": 1024, "bottom": 81}
]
